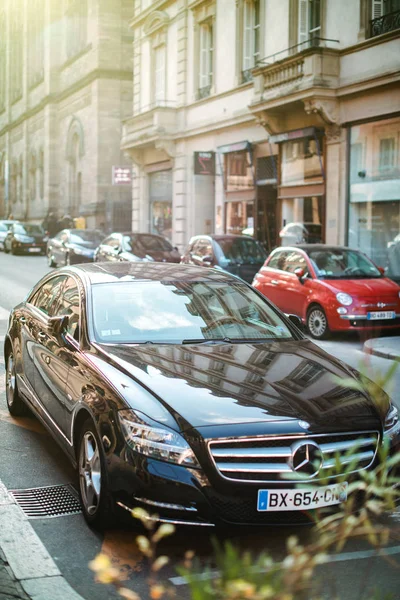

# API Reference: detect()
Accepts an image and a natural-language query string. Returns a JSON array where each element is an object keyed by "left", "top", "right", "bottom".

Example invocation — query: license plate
[
  {"left": 28, "top": 248, "right": 41, "bottom": 253},
  {"left": 257, "top": 483, "right": 348, "bottom": 512},
  {"left": 367, "top": 311, "right": 395, "bottom": 320}
]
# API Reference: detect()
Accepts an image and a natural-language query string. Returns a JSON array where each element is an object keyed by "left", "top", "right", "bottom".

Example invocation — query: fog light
[{"left": 337, "top": 307, "right": 347, "bottom": 315}]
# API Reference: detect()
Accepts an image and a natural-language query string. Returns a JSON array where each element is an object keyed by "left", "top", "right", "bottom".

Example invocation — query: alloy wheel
[
  {"left": 307, "top": 308, "right": 328, "bottom": 339},
  {"left": 6, "top": 353, "right": 16, "bottom": 408},
  {"left": 79, "top": 431, "right": 102, "bottom": 516}
]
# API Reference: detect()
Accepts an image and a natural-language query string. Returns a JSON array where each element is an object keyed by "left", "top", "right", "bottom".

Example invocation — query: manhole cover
[{"left": 10, "top": 484, "right": 82, "bottom": 519}]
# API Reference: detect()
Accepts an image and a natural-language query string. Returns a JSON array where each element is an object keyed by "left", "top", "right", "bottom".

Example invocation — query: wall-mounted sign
[
  {"left": 194, "top": 151, "right": 215, "bottom": 175},
  {"left": 112, "top": 166, "right": 132, "bottom": 185}
]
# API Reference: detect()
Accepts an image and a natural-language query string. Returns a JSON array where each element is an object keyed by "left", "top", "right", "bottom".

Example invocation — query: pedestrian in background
[
  {"left": 42, "top": 211, "right": 58, "bottom": 238},
  {"left": 57, "top": 214, "right": 74, "bottom": 231}
]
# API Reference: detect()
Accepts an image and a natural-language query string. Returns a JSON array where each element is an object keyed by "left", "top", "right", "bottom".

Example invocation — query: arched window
[
  {"left": 66, "top": 117, "right": 85, "bottom": 216},
  {"left": 11, "top": 161, "right": 18, "bottom": 204}
]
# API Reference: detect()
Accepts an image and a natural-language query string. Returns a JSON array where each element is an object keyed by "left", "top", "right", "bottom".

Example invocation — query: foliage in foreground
[{"left": 90, "top": 362, "right": 400, "bottom": 599}]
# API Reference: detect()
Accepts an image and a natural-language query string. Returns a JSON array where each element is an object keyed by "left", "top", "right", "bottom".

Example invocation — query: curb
[
  {"left": 363, "top": 340, "right": 400, "bottom": 362},
  {"left": 0, "top": 479, "right": 85, "bottom": 600}
]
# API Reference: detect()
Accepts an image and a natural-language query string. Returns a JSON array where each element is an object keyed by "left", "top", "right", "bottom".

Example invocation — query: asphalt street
[{"left": 0, "top": 252, "right": 399, "bottom": 600}]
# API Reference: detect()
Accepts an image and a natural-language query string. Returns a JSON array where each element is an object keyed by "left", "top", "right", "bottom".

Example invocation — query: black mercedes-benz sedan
[{"left": 4, "top": 263, "right": 399, "bottom": 529}]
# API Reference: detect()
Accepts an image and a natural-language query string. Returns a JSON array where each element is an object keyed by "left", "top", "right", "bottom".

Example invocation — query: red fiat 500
[{"left": 252, "top": 245, "right": 400, "bottom": 339}]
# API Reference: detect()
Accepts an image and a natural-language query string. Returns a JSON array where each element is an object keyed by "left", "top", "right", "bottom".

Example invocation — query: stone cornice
[
  {"left": 0, "top": 69, "right": 133, "bottom": 138},
  {"left": 340, "top": 28, "right": 400, "bottom": 56}
]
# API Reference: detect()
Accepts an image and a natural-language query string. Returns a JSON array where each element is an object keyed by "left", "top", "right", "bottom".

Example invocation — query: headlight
[
  {"left": 336, "top": 292, "right": 353, "bottom": 306},
  {"left": 384, "top": 403, "right": 399, "bottom": 431},
  {"left": 118, "top": 409, "right": 200, "bottom": 468}
]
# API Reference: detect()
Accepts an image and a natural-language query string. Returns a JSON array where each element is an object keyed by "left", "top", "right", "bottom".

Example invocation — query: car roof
[
  {"left": 107, "top": 232, "right": 168, "bottom": 238},
  {"left": 68, "top": 262, "right": 238, "bottom": 285},
  {"left": 190, "top": 234, "right": 257, "bottom": 242},
  {"left": 272, "top": 245, "right": 356, "bottom": 253}
]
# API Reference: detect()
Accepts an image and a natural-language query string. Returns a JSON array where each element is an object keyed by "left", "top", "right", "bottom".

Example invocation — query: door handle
[
  {"left": 38, "top": 331, "right": 47, "bottom": 339},
  {"left": 271, "top": 280, "right": 280, "bottom": 285}
]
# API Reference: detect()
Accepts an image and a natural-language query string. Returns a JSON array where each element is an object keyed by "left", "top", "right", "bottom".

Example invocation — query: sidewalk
[
  {"left": 363, "top": 336, "right": 400, "bottom": 362},
  {"left": 0, "top": 550, "right": 29, "bottom": 600}
]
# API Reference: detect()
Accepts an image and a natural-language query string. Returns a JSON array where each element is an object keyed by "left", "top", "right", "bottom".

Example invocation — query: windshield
[
  {"left": 70, "top": 230, "right": 104, "bottom": 244},
  {"left": 307, "top": 249, "right": 382, "bottom": 279},
  {"left": 216, "top": 238, "right": 267, "bottom": 265},
  {"left": 91, "top": 280, "right": 293, "bottom": 344},
  {"left": 14, "top": 224, "right": 45, "bottom": 235}
]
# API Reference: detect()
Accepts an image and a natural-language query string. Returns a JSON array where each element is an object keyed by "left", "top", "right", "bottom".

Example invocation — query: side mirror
[
  {"left": 294, "top": 267, "right": 305, "bottom": 278},
  {"left": 202, "top": 255, "right": 213, "bottom": 266},
  {"left": 377, "top": 266, "right": 385, "bottom": 275},
  {"left": 287, "top": 314, "right": 305, "bottom": 332}
]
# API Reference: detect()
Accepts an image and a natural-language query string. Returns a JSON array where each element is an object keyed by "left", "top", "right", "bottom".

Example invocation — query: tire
[
  {"left": 307, "top": 306, "right": 329, "bottom": 340},
  {"left": 47, "top": 251, "right": 56, "bottom": 268},
  {"left": 78, "top": 418, "right": 114, "bottom": 528},
  {"left": 6, "top": 351, "right": 27, "bottom": 417}
]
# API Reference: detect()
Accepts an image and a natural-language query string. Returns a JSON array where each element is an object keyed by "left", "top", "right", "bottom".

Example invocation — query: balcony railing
[
  {"left": 257, "top": 37, "right": 340, "bottom": 66},
  {"left": 369, "top": 9, "right": 400, "bottom": 37}
]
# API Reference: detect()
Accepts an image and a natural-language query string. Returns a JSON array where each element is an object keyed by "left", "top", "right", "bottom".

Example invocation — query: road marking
[
  {"left": 0, "top": 475, "right": 85, "bottom": 599},
  {"left": 169, "top": 544, "right": 400, "bottom": 586}
]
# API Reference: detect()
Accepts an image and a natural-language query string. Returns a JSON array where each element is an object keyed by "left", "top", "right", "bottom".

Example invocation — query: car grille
[{"left": 208, "top": 431, "right": 379, "bottom": 483}]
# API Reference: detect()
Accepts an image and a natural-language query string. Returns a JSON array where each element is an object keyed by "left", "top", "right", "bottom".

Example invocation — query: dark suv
[{"left": 181, "top": 234, "right": 267, "bottom": 283}]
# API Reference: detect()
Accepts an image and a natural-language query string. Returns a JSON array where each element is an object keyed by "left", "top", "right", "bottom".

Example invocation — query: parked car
[
  {"left": 253, "top": 245, "right": 400, "bottom": 339},
  {"left": 181, "top": 234, "right": 267, "bottom": 283},
  {"left": 279, "top": 222, "right": 322, "bottom": 246},
  {"left": 4, "top": 222, "right": 47, "bottom": 255},
  {"left": 94, "top": 232, "right": 181, "bottom": 264},
  {"left": 4, "top": 262, "right": 399, "bottom": 528},
  {"left": 47, "top": 229, "right": 105, "bottom": 267},
  {"left": 0, "top": 220, "right": 18, "bottom": 250}
]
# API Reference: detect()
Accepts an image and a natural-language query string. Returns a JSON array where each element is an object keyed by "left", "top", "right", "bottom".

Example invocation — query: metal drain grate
[{"left": 10, "top": 484, "right": 82, "bottom": 519}]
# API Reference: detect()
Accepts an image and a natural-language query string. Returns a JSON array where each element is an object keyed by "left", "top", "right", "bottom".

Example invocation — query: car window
[
  {"left": 137, "top": 235, "right": 173, "bottom": 252},
  {"left": 216, "top": 238, "right": 267, "bottom": 264},
  {"left": 29, "top": 276, "right": 67, "bottom": 317},
  {"left": 307, "top": 248, "right": 381, "bottom": 279},
  {"left": 91, "top": 280, "right": 293, "bottom": 344},
  {"left": 284, "top": 251, "right": 309, "bottom": 274},
  {"left": 59, "top": 231, "right": 69, "bottom": 243},
  {"left": 56, "top": 277, "right": 81, "bottom": 340},
  {"left": 267, "top": 251, "right": 289, "bottom": 271},
  {"left": 70, "top": 231, "right": 103, "bottom": 244}
]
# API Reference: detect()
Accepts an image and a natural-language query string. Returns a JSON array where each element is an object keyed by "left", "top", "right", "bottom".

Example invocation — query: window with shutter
[
  {"left": 372, "top": 0, "right": 384, "bottom": 18},
  {"left": 298, "top": 0, "right": 308, "bottom": 45},
  {"left": 243, "top": 2, "right": 252, "bottom": 71},
  {"left": 199, "top": 22, "right": 213, "bottom": 95}
]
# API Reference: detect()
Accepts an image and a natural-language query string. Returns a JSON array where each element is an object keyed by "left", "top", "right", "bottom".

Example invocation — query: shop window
[
  {"left": 225, "top": 201, "right": 254, "bottom": 235},
  {"left": 348, "top": 116, "right": 400, "bottom": 281},
  {"left": 225, "top": 151, "right": 253, "bottom": 191},
  {"left": 350, "top": 143, "right": 364, "bottom": 182},
  {"left": 198, "top": 21, "right": 213, "bottom": 99},
  {"left": 281, "top": 136, "right": 323, "bottom": 186}
]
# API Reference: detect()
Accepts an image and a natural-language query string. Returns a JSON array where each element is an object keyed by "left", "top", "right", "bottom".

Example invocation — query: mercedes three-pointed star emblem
[{"left": 288, "top": 440, "right": 323, "bottom": 478}]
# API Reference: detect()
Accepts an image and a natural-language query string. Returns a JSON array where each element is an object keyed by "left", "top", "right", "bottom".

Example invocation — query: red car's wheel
[{"left": 307, "top": 305, "right": 329, "bottom": 340}]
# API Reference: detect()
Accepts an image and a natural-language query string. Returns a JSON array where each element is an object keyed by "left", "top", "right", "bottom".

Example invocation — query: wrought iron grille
[{"left": 370, "top": 9, "right": 400, "bottom": 37}]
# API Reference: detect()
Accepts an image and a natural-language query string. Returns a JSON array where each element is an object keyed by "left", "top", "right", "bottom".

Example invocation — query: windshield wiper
[{"left": 181, "top": 338, "right": 233, "bottom": 345}]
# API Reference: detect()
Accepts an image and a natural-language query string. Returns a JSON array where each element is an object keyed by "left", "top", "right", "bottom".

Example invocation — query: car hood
[
  {"left": 320, "top": 277, "right": 400, "bottom": 298},
  {"left": 96, "top": 340, "right": 384, "bottom": 433}
]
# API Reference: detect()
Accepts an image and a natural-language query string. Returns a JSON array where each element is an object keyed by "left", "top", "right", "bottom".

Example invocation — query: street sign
[
  {"left": 112, "top": 166, "right": 132, "bottom": 185},
  {"left": 194, "top": 151, "right": 215, "bottom": 176}
]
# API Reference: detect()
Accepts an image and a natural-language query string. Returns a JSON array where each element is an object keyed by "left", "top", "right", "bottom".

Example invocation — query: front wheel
[
  {"left": 78, "top": 419, "right": 114, "bottom": 528},
  {"left": 6, "top": 351, "right": 27, "bottom": 416},
  {"left": 307, "top": 306, "right": 329, "bottom": 340}
]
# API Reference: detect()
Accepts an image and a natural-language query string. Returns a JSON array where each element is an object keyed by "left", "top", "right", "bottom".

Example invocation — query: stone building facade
[
  {"left": 0, "top": 0, "right": 133, "bottom": 230},
  {"left": 122, "top": 0, "right": 400, "bottom": 277}
]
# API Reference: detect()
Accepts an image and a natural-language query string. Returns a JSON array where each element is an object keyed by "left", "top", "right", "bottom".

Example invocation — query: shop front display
[
  {"left": 149, "top": 170, "right": 173, "bottom": 241},
  {"left": 348, "top": 115, "right": 400, "bottom": 281}
]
